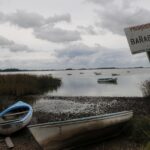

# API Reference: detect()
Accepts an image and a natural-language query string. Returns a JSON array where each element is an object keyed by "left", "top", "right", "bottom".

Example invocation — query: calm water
[{"left": 1, "top": 68, "right": 150, "bottom": 97}]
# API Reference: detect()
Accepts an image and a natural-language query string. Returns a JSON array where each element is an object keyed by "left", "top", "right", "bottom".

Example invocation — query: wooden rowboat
[
  {"left": 0, "top": 101, "right": 33, "bottom": 135},
  {"left": 29, "top": 111, "right": 133, "bottom": 150}
]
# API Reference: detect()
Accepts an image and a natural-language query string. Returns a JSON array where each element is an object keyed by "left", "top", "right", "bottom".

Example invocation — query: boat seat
[{"left": 0, "top": 118, "right": 20, "bottom": 124}]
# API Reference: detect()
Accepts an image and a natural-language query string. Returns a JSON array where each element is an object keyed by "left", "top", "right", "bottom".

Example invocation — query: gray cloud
[
  {"left": 0, "top": 36, "right": 14, "bottom": 46},
  {"left": 95, "top": 8, "right": 150, "bottom": 35},
  {"left": 56, "top": 43, "right": 99, "bottom": 58},
  {"left": 0, "top": 41, "right": 149, "bottom": 69},
  {"left": 87, "top": 0, "right": 149, "bottom": 36},
  {"left": 86, "top": 0, "right": 115, "bottom": 6},
  {"left": 0, "top": 35, "right": 33, "bottom": 52},
  {"left": 87, "top": 0, "right": 136, "bottom": 7},
  {"left": 99, "top": 51, "right": 148, "bottom": 67},
  {"left": 2, "top": 10, "right": 71, "bottom": 28},
  {"left": 34, "top": 26, "right": 81, "bottom": 43},
  {"left": 77, "top": 25, "right": 97, "bottom": 35},
  {"left": 9, "top": 44, "right": 32, "bottom": 52},
  {"left": 0, "top": 10, "right": 81, "bottom": 43},
  {"left": 0, "top": 12, "right": 6, "bottom": 23},
  {"left": 55, "top": 43, "right": 149, "bottom": 68},
  {"left": 46, "top": 14, "right": 71, "bottom": 24},
  {"left": 7, "top": 10, "right": 45, "bottom": 28},
  {"left": 0, "top": 57, "right": 66, "bottom": 70}
]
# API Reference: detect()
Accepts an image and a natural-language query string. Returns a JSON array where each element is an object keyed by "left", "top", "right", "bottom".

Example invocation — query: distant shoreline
[{"left": 0, "top": 66, "right": 149, "bottom": 72}]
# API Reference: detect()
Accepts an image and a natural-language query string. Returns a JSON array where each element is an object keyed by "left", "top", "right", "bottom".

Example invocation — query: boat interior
[{"left": 0, "top": 108, "right": 28, "bottom": 123}]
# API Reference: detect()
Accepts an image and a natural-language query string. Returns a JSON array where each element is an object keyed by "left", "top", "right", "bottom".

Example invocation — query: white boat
[
  {"left": 0, "top": 101, "right": 33, "bottom": 135},
  {"left": 29, "top": 111, "right": 133, "bottom": 150}
]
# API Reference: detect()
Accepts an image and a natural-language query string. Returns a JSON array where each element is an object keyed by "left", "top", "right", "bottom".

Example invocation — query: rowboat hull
[
  {"left": 97, "top": 78, "right": 117, "bottom": 84},
  {"left": 0, "top": 101, "right": 33, "bottom": 135},
  {"left": 29, "top": 111, "right": 133, "bottom": 150},
  {"left": 0, "top": 113, "right": 32, "bottom": 135}
]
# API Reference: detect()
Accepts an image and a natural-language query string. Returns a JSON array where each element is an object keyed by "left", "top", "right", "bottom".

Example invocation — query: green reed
[{"left": 0, "top": 74, "right": 61, "bottom": 96}]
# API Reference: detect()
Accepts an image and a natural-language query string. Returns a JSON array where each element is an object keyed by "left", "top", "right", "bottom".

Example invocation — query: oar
[{"left": 3, "top": 111, "right": 28, "bottom": 118}]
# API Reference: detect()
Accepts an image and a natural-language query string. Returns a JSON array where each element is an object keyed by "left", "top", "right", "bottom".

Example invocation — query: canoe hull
[
  {"left": 29, "top": 111, "right": 133, "bottom": 150},
  {"left": 0, "top": 101, "right": 33, "bottom": 135}
]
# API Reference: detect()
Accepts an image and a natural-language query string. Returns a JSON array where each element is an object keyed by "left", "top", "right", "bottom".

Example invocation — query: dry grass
[
  {"left": 0, "top": 74, "right": 61, "bottom": 96},
  {"left": 79, "top": 117, "right": 150, "bottom": 150},
  {"left": 141, "top": 80, "right": 150, "bottom": 97}
]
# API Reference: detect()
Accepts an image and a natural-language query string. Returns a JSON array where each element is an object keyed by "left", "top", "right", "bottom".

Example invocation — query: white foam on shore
[{"left": 33, "top": 99, "right": 94, "bottom": 114}]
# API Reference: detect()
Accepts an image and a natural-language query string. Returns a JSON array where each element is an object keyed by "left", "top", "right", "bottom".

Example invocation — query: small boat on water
[
  {"left": 112, "top": 73, "right": 120, "bottom": 76},
  {"left": 0, "top": 101, "right": 33, "bottom": 135},
  {"left": 29, "top": 111, "right": 133, "bottom": 150},
  {"left": 80, "top": 72, "right": 84, "bottom": 74},
  {"left": 97, "top": 78, "right": 117, "bottom": 84},
  {"left": 94, "top": 72, "right": 102, "bottom": 75}
]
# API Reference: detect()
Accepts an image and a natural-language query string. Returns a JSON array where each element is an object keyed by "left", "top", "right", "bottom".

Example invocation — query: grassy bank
[
  {"left": 126, "top": 117, "right": 150, "bottom": 143},
  {"left": 0, "top": 74, "right": 61, "bottom": 96}
]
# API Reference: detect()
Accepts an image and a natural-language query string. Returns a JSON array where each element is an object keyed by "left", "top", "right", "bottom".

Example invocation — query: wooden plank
[
  {"left": 3, "top": 111, "right": 28, "bottom": 118},
  {"left": 5, "top": 137, "right": 14, "bottom": 149}
]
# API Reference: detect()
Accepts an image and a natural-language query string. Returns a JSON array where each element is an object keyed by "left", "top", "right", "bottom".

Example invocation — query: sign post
[
  {"left": 124, "top": 23, "right": 150, "bottom": 61},
  {"left": 147, "top": 51, "right": 150, "bottom": 61}
]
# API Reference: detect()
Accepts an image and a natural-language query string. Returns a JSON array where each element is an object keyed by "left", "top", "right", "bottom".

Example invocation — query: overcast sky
[{"left": 0, "top": 0, "right": 150, "bottom": 69}]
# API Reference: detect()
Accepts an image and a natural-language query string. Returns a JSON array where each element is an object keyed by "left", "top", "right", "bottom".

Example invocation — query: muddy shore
[
  {"left": 31, "top": 96, "right": 150, "bottom": 124},
  {"left": 0, "top": 96, "right": 150, "bottom": 150}
]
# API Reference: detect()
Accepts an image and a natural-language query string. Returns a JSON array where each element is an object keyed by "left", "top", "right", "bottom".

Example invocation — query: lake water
[{"left": 1, "top": 68, "right": 150, "bottom": 97}]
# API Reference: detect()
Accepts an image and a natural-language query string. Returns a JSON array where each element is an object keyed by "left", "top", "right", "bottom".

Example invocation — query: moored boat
[
  {"left": 112, "top": 73, "right": 120, "bottom": 76},
  {"left": 29, "top": 111, "right": 133, "bottom": 150},
  {"left": 80, "top": 72, "right": 84, "bottom": 74},
  {"left": 0, "top": 101, "right": 33, "bottom": 135},
  {"left": 97, "top": 78, "right": 117, "bottom": 84},
  {"left": 94, "top": 72, "right": 102, "bottom": 75}
]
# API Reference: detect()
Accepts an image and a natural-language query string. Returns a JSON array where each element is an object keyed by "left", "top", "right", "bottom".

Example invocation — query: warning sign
[{"left": 124, "top": 23, "right": 150, "bottom": 54}]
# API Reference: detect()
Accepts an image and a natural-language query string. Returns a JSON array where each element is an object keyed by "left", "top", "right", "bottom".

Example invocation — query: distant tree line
[{"left": 0, "top": 68, "right": 21, "bottom": 72}]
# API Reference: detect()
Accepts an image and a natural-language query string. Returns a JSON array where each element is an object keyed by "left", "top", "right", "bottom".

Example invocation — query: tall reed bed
[
  {"left": 141, "top": 80, "right": 150, "bottom": 97},
  {"left": 0, "top": 74, "right": 61, "bottom": 96}
]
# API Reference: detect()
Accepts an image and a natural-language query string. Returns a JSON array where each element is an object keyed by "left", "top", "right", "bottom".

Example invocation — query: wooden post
[
  {"left": 147, "top": 51, "right": 150, "bottom": 62},
  {"left": 5, "top": 137, "right": 14, "bottom": 149}
]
